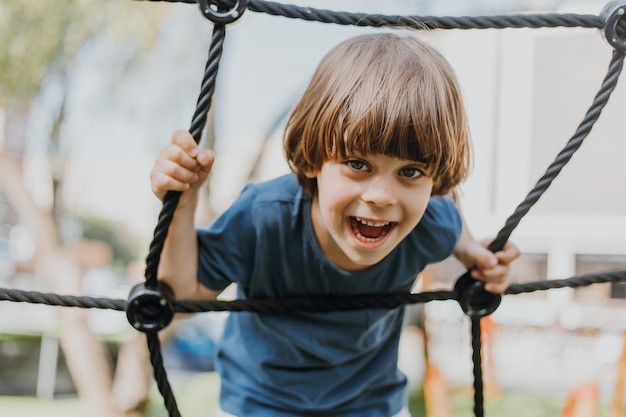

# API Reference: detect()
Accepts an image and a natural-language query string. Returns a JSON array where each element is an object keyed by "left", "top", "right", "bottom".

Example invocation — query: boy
[{"left": 151, "top": 33, "right": 519, "bottom": 417}]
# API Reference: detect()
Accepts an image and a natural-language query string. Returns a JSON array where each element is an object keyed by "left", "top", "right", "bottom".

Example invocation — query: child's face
[{"left": 307, "top": 153, "right": 434, "bottom": 271}]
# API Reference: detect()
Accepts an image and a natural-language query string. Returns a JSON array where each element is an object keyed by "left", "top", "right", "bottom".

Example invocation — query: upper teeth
[{"left": 355, "top": 217, "right": 390, "bottom": 227}]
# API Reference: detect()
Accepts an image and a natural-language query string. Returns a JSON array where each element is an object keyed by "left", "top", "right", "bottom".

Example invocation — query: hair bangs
[{"left": 332, "top": 65, "right": 442, "bottom": 173}]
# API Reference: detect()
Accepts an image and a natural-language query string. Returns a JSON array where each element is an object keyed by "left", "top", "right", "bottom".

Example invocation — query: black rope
[
  {"left": 2, "top": 267, "right": 626, "bottom": 417},
  {"left": 4, "top": 2, "right": 626, "bottom": 417},
  {"left": 144, "top": 24, "right": 226, "bottom": 289},
  {"left": 2, "top": 268, "right": 626, "bottom": 312},
  {"left": 140, "top": 23, "right": 228, "bottom": 417},
  {"left": 463, "top": 47, "right": 625, "bottom": 416},
  {"left": 505, "top": 268, "right": 626, "bottom": 295},
  {"left": 488, "top": 49, "right": 625, "bottom": 253},
  {"left": 248, "top": 0, "right": 603, "bottom": 30},
  {"left": 471, "top": 317, "right": 484, "bottom": 417},
  {"left": 147, "top": 334, "right": 181, "bottom": 417},
  {"left": 189, "top": 25, "right": 226, "bottom": 141},
  {"left": 144, "top": 191, "right": 182, "bottom": 289},
  {"left": 0, "top": 288, "right": 126, "bottom": 310},
  {"left": 140, "top": 0, "right": 604, "bottom": 30}
]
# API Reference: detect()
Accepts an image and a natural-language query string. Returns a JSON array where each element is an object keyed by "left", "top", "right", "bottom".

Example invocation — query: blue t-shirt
[{"left": 197, "top": 174, "right": 462, "bottom": 417}]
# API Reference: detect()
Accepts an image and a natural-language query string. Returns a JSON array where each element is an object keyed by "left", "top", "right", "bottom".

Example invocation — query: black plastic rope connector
[
  {"left": 454, "top": 271, "right": 502, "bottom": 318},
  {"left": 602, "top": 0, "right": 626, "bottom": 53},
  {"left": 126, "top": 282, "right": 175, "bottom": 333},
  {"left": 198, "top": 0, "right": 248, "bottom": 24}
]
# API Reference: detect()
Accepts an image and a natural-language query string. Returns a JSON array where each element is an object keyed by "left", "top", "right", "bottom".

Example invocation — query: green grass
[
  {"left": 0, "top": 373, "right": 221, "bottom": 417},
  {"left": 145, "top": 373, "right": 221, "bottom": 417},
  {"left": 0, "top": 375, "right": 605, "bottom": 417},
  {"left": 0, "top": 396, "right": 84, "bottom": 417},
  {"left": 407, "top": 387, "right": 565, "bottom": 417}
]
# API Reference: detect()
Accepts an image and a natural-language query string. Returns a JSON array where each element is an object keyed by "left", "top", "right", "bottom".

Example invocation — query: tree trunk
[{"left": 0, "top": 111, "right": 149, "bottom": 417}]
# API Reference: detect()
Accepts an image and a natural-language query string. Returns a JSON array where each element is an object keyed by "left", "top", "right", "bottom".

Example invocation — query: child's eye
[
  {"left": 399, "top": 167, "right": 423, "bottom": 179},
  {"left": 347, "top": 160, "right": 368, "bottom": 171}
]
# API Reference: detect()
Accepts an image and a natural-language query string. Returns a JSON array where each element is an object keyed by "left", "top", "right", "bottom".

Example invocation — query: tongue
[{"left": 358, "top": 223, "right": 384, "bottom": 239}]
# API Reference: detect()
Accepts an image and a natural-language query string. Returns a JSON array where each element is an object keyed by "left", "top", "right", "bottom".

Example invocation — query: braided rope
[
  {"left": 140, "top": 0, "right": 603, "bottom": 30},
  {"left": 488, "top": 50, "right": 625, "bottom": 252},
  {"left": 134, "top": 13, "right": 624, "bottom": 410},
  {"left": 505, "top": 268, "right": 626, "bottom": 295},
  {"left": 140, "top": 23, "right": 227, "bottom": 416},
  {"left": 2, "top": 269, "right": 626, "bottom": 312},
  {"left": 471, "top": 318, "right": 485, "bottom": 417},
  {"left": 3, "top": 2, "right": 626, "bottom": 417},
  {"left": 144, "top": 25, "right": 226, "bottom": 290},
  {"left": 248, "top": 0, "right": 603, "bottom": 30},
  {"left": 148, "top": 334, "right": 181, "bottom": 417},
  {"left": 0, "top": 287, "right": 126, "bottom": 310}
]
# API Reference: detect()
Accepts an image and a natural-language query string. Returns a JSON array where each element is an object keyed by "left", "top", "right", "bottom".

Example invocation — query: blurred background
[{"left": 1, "top": 0, "right": 626, "bottom": 416}]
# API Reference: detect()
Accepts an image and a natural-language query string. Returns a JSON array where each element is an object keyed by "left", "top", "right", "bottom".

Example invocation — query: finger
[
  {"left": 171, "top": 129, "right": 199, "bottom": 157},
  {"left": 471, "top": 264, "right": 508, "bottom": 282},
  {"left": 472, "top": 249, "right": 498, "bottom": 271},
  {"left": 170, "top": 129, "right": 203, "bottom": 169},
  {"left": 157, "top": 159, "right": 199, "bottom": 184},
  {"left": 195, "top": 149, "right": 215, "bottom": 173},
  {"left": 485, "top": 281, "right": 509, "bottom": 294},
  {"left": 151, "top": 171, "right": 190, "bottom": 199},
  {"left": 162, "top": 143, "right": 201, "bottom": 172},
  {"left": 495, "top": 242, "right": 521, "bottom": 264}
]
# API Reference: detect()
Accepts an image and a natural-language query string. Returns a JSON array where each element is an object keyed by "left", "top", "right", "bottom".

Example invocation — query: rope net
[{"left": 2, "top": 1, "right": 626, "bottom": 416}]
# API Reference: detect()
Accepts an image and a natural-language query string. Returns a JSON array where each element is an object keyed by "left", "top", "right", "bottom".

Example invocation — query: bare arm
[
  {"left": 151, "top": 130, "right": 220, "bottom": 301},
  {"left": 452, "top": 199, "right": 520, "bottom": 293}
]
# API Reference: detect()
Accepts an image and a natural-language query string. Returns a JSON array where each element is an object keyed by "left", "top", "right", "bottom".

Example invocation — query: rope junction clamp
[
  {"left": 454, "top": 271, "right": 502, "bottom": 318},
  {"left": 126, "top": 282, "right": 175, "bottom": 333},
  {"left": 602, "top": 0, "right": 626, "bottom": 53},
  {"left": 198, "top": 0, "right": 249, "bottom": 24}
]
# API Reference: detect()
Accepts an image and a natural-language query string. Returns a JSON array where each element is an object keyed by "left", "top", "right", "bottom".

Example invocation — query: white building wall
[{"left": 434, "top": 10, "right": 626, "bottom": 288}]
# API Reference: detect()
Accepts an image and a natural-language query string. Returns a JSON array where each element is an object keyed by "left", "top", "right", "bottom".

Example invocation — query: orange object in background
[
  {"left": 480, "top": 315, "right": 502, "bottom": 398},
  {"left": 560, "top": 382, "right": 599, "bottom": 417},
  {"left": 423, "top": 365, "right": 451, "bottom": 417}
]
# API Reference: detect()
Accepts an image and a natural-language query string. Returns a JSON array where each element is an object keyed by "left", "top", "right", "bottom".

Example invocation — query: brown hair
[{"left": 284, "top": 33, "right": 471, "bottom": 196}]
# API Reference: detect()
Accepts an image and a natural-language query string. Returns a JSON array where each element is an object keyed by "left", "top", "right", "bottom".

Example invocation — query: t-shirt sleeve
[
  {"left": 196, "top": 184, "right": 257, "bottom": 291},
  {"left": 412, "top": 196, "right": 463, "bottom": 264}
]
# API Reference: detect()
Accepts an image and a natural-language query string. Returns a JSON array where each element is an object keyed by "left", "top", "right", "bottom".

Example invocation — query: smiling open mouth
[{"left": 349, "top": 217, "right": 396, "bottom": 242}]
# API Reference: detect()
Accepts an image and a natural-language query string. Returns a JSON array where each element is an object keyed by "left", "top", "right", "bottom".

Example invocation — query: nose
[{"left": 361, "top": 176, "right": 397, "bottom": 207}]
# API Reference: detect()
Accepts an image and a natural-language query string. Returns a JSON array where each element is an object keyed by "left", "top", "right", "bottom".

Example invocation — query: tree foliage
[{"left": 0, "top": 0, "right": 167, "bottom": 107}]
